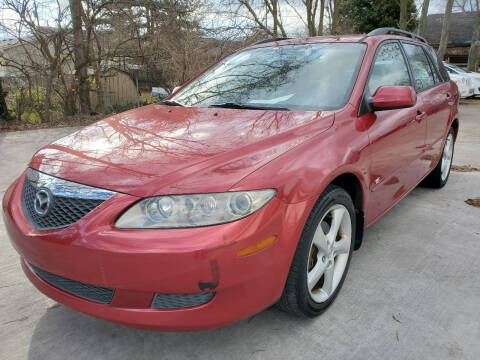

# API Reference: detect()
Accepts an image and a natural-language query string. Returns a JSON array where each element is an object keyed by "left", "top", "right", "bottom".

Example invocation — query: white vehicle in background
[
  {"left": 450, "top": 73, "right": 474, "bottom": 98},
  {"left": 443, "top": 62, "right": 480, "bottom": 96}
]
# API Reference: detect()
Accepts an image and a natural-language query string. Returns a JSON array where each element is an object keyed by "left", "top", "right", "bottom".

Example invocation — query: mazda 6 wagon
[{"left": 3, "top": 28, "right": 458, "bottom": 331}]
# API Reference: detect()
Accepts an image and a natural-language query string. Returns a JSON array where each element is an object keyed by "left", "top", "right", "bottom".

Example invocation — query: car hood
[
  {"left": 453, "top": 71, "right": 480, "bottom": 78},
  {"left": 30, "top": 104, "right": 334, "bottom": 197}
]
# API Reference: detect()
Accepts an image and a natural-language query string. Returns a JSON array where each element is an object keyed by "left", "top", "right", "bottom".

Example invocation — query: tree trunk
[
  {"left": 95, "top": 73, "right": 105, "bottom": 113},
  {"left": 239, "top": 0, "right": 286, "bottom": 37},
  {"left": 69, "top": 0, "right": 90, "bottom": 115},
  {"left": 306, "top": 0, "right": 315, "bottom": 36},
  {"left": 467, "top": 42, "right": 479, "bottom": 72},
  {"left": 399, "top": 0, "right": 408, "bottom": 30},
  {"left": 331, "top": 0, "right": 341, "bottom": 34},
  {"left": 43, "top": 69, "right": 55, "bottom": 122},
  {"left": 16, "top": 88, "right": 26, "bottom": 121},
  {"left": 271, "top": 0, "right": 287, "bottom": 37},
  {"left": 63, "top": 87, "right": 76, "bottom": 116},
  {"left": 417, "top": 0, "right": 430, "bottom": 36},
  {"left": 467, "top": 11, "right": 480, "bottom": 71},
  {"left": 318, "top": 0, "right": 325, "bottom": 35},
  {"left": 270, "top": 0, "right": 280, "bottom": 36},
  {"left": 437, "top": 0, "right": 454, "bottom": 60},
  {"left": 0, "top": 79, "right": 8, "bottom": 120}
]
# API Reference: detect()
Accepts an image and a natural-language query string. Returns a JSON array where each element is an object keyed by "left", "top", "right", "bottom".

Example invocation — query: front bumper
[{"left": 3, "top": 173, "right": 311, "bottom": 331}]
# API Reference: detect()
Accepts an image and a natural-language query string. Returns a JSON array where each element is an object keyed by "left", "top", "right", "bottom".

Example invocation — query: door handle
[{"left": 415, "top": 110, "right": 426, "bottom": 122}]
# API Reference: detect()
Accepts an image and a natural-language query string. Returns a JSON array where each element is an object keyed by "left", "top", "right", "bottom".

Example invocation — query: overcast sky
[{"left": 0, "top": 0, "right": 468, "bottom": 40}]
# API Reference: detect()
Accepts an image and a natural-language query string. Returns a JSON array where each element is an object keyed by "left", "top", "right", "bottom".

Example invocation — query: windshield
[{"left": 170, "top": 43, "right": 366, "bottom": 111}]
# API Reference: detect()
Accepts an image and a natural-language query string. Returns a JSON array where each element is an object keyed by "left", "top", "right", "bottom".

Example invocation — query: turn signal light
[{"left": 237, "top": 236, "right": 277, "bottom": 257}]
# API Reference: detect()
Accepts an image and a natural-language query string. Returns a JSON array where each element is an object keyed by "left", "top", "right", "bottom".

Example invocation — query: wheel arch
[
  {"left": 451, "top": 118, "right": 459, "bottom": 140},
  {"left": 329, "top": 172, "right": 365, "bottom": 250}
]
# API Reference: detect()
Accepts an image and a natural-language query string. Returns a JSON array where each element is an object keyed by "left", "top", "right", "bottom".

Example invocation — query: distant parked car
[
  {"left": 151, "top": 87, "right": 168, "bottom": 98},
  {"left": 443, "top": 62, "right": 479, "bottom": 96},
  {"left": 448, "top": 72, "right": 474, "bottom": 98}
]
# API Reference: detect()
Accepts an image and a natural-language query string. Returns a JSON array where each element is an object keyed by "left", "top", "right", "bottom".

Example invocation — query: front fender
[{"left": 230, "top": 108, "right": 371, "bottom": 206}]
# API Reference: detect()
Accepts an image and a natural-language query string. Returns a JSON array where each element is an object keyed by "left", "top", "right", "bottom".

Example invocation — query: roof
[
  {"left": 424, "top": 11, "right": 479, "bottom": 45},
  {"left": 247, "top": 32, "right": 428, "bottom": 49},
  {"left": 248, "top": 35, "right": 366, "bottom": 48}
]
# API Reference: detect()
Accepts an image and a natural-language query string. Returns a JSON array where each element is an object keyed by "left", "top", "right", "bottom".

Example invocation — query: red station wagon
[{"left": 3, "top": 28, "right": 458, "bottom": 331}]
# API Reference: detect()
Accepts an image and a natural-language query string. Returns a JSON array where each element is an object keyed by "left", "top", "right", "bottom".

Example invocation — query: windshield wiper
[
  {"left": 209, "top": 102, "right": 290, "bottom": 111},
  {"left": 158, "top": 100, "right": 184, "bottom": 107}
]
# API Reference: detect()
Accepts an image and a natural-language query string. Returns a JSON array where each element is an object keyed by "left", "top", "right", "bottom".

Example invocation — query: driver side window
[{"left": 367, "top": 42, "right": 411, "bottom": 97}]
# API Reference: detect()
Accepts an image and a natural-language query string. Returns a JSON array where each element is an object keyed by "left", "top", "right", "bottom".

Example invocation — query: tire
[
  {"left": 422, "top": 127, "right": 455, "bottom": 188},
  {"left": 276, "top": 185, "right": 356, "bottom": 317}
]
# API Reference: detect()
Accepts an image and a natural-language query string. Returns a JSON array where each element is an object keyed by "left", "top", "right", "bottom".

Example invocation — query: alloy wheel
[
  {"left": 441, "top": 132, "right": 454, "bottom": 181},
  {"left": 307, "top": 204, "right": 352, "bottom": 303}
]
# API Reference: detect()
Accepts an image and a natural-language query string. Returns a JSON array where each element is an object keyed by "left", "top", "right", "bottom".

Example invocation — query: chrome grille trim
[
  {"left": 25, "top": 168, "right": 116, "bottom": 200},
  {"left": 21, "top": 168, "right": 116, "bottom": 230}
]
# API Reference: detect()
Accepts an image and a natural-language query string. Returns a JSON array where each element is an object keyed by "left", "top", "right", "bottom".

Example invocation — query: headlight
[{"left": 115, "top": 189, "right": 276, "bottom": 229}]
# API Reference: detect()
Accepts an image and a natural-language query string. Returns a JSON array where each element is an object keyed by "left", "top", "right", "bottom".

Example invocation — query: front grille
[
  {"left": 30, "top": 263, "right": 114, "bottom": 304},
  {"left": 21, "top": 168, "right": 115, "bottom": 230},
  {"left": 151, "top": 292, "right": 215, "bottom": 309},
  {"left": 22, "top": 180, "right": 104, "bottom": 230}
]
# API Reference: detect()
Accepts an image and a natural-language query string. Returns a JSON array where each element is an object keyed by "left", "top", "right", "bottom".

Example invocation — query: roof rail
[
  {"left": 366, "top": 27, "right": 427, "bottom": 44},
  {"left": 251, "top": 37, "right": 292, "bottom": 46}
]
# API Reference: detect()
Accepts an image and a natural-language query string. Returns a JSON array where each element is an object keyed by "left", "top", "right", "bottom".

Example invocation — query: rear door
[
  {"left": 362, "top": 41, "right": 427, "bottom": 224},
  {"left": 401, "top": 42, "right": 451, "bottom": 175}
]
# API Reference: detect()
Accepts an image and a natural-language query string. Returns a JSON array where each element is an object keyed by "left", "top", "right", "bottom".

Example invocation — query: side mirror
[{"left": 370, "top": 86, "right": 416, "bottom": 111}]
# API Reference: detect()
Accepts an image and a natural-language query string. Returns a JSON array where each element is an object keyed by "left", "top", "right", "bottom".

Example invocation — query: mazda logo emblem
[{"left": 34, "top": 189, "right": 53, "bottom": 216}]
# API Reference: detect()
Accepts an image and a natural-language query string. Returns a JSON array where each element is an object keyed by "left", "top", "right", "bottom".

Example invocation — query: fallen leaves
[
  {"left": 465, "top": 198, "right": 480, "bottom": 208},
  {"left": 451, "top": 165, "right": 480, "bottom": 172}
]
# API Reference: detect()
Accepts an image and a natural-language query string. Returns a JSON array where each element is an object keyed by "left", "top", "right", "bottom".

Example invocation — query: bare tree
[
  {"left": 453, "top": 0, "right": 477, "bottom": 11},
  {"left": 399, "top": 0, "right": 408, "bottom": 29},
  {"left": 438, "top": 0, "right": 455, "bottom": 60},
  {"left": 305, "top": 0, "right": 319, "bottom": 36},
  {"left": 0, "top": 79, "right": 8, "bottom": 120},
  {"left": 238, "top": 0, "right": 287, "bottom": 37},
  {"left": 417, "top": 0, "right": 430, "bottom": 37},
  {"left": 0, "top": 0, "right": 71, "bottom": 122},
  {"left": 467, "top": 1, "right": 480, "bottom": 71},
  {"left": 318, "top": 0, "right": 325, "bottom": 35},
  {"left": 235, "top": 0, "right": 328, "bottom": 37},
  {"left": 330, "top": 0, "right": 342, "bottom": 34},
  {"left": 69, "top": 0, "right": 91, "bottom": 114}
]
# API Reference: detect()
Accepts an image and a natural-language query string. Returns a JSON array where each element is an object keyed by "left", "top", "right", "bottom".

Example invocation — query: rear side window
[
  {"left": 367, "top": 42, "right": 411, "bottom": 96},
  {"left": 403, "top": 43, "right": 436, "bottom": 91},
  {"left": 424, "top": 45, "right": 449, "bottom": 82}
]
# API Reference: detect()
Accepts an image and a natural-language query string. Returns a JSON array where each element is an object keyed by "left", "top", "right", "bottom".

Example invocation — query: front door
[{"left": 362, "top": 41, "right": 427, "bottom": 225}]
